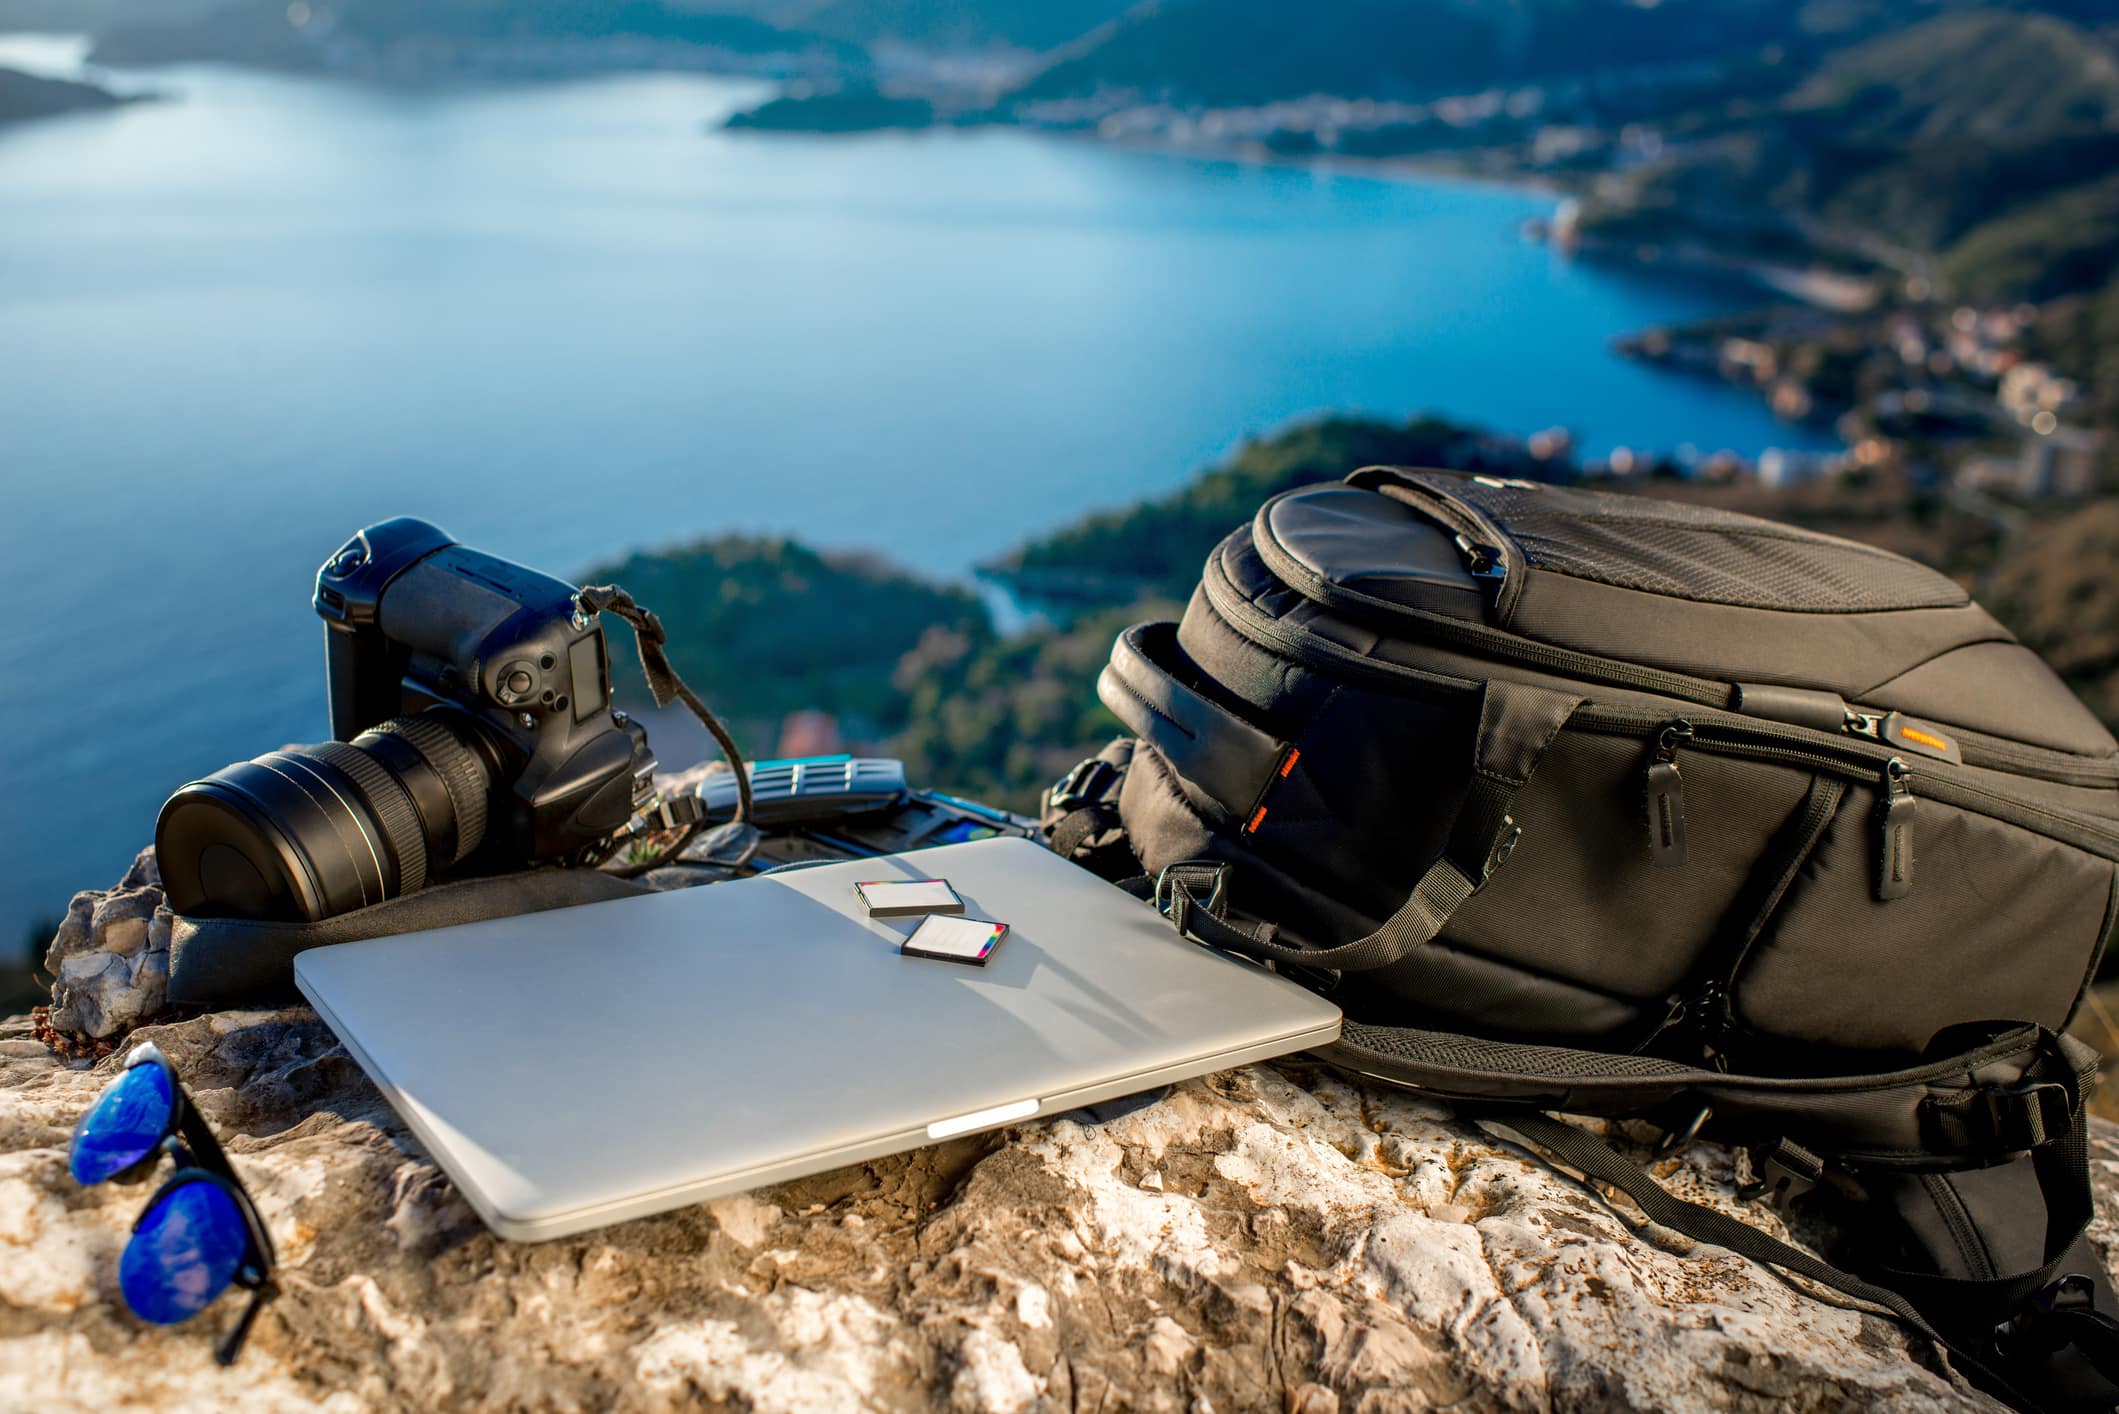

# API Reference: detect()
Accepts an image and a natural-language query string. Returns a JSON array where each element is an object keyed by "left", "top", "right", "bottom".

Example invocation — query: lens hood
[{"left": 156, "top": 710, "right": 494, "bottom": 922}]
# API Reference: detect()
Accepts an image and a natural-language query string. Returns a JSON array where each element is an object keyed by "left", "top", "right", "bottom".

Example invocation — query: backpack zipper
[
  {"left": 1230, "top": 532, "right": 1731, "bottom": 706},
  {"left": 1242, "top": 504, "right": 2119, "bottom": 789},
  {"left": 1578, "top": 705, "right": 2119, "bottom": 858},
  {"left": 1656, "top": 773, "right": 1852, "bottom": 1062},
  {"left": 1634, "top": 715, "right": 1916, "bottom": 896},
  {"left": 1203, "top": 548, "right": 2119, "bottom": 860}
]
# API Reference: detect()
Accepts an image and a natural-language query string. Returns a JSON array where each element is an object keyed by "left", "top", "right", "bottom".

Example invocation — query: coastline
[
  {"left": 1097, "top": 130, "right": 1874, "bottom": 313},
  {"left": 722, "top": 109, "right": 1875, "bottom": 317},
  {"left": 1556, "top": 231, "right": 1877, "bottom": 314},
  {"left": 0, "top": 44, "right": 1870, "bottom": 955},
  {"left": 0, "top": 24, "right": 1896, "bottom": 323}
]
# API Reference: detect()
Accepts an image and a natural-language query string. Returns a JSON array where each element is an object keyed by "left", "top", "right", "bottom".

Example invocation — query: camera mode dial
[{"left": 494, "top": 657, "right": 541, "bottom": 708}]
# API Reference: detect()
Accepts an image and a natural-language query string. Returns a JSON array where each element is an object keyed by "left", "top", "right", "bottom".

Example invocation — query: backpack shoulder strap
[{"left": 1327, "top": 1020, "right": 2098, "bottom": 1168}]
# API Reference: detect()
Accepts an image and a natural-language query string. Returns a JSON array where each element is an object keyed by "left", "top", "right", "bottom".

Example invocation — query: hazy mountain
[
  {"left": 1940, "top": 169, "right": 2119, "bottom": 300},
  {"left": 1568, "top": 6, "right": 2119, "bottom": 303},
  {"left": 1013, "top": 0, "right": 1811, "bottom": 107},
  {"left": 1785, "top": 9, "right": 2119, "bottom": 140},
  {"left": 71, "top": 0, "right": 1123, "bottom": 72},
  {"left": 796, "top": 0, "right": 1138, "bottom": 54},
  {"left": 0, "top": 65, "right": 125, "bottom": 123},
  {"left": 0, "top": 0, "right": 229, "bottom": 31},
  {"left": 1795, "top": 9, "right": 2119, "bottom": 299},
  {"left": 90, "top": 0, "right": 862, "bottom": 73}
]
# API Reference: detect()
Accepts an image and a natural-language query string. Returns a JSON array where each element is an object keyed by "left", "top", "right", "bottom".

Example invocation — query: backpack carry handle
[{"left": 1154, "top": 678, "right": 1581, "bottom": 973}]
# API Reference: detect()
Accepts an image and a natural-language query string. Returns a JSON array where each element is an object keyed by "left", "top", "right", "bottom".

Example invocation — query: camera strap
[{"left": 574, "top": 583, "right": 756, "bottom": 830}]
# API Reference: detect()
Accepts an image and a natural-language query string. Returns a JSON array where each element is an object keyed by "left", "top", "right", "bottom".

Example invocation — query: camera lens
[{"left": 155, "top": 709, "right": 492, "bottom": 921}]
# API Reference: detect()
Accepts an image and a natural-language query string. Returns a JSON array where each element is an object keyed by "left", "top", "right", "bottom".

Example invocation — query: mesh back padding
[
  {"left": 1337, "top": 1023, "right": 1697, "bottom": 1078},
  {"left": 1413, "top": 475, "right": 1969, "bottom": 614}
]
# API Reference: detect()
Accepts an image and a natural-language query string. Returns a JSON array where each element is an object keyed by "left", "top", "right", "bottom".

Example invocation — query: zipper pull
[
  {"left": 1874, "top": 757, "right": 1915, "bottom": 901},
  {"left": 1451, "top": 532, "right": 1510, "bottom": 588},
  {"left": 1645, "top": 719, "right": 1693, "bottom": 868}
]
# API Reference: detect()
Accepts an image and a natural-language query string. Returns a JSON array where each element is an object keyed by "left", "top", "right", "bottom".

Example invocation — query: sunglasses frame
[{"left": 80, "top": 1045, "right": 279, "bottom": 1365}]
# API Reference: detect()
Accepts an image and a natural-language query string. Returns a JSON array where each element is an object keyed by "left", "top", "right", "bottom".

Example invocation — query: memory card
[
  {"left": 853, "top": 878, "right": 965, "bottom": 919},
  {"left": 900, "top": 915, "right": 1007, "bottom": 966}
]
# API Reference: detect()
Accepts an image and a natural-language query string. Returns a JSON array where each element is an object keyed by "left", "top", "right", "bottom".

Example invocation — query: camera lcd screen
[
  {"left": 854, "top": 878, "right": 965, "bottom": 918},
  {"left": 900, "top": 915, "right": 1007, "bottom": 966},
  {"left": 568, "top": 634, "right": 607, "bottom": 719}
]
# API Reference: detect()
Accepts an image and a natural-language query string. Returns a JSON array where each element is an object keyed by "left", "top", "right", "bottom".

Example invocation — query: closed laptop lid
[{"left": 294, "top": 837, "right": 1342, "bottom": 1240}]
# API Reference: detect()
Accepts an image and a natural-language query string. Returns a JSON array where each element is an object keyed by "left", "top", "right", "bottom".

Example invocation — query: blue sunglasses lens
[
  {"left": 70, "top": 1063, "right": 176, "bottom": 1185},
  {"left": 120, "top": 1179, "right": 249, "bottom": 1325}
]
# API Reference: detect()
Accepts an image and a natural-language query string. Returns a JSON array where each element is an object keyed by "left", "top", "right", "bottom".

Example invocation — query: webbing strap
[
  {"left": 1493, "top": 1112, "right": 1995, "bottom": 1389},
  {"left": 1880, "top": 1117, "right": 2098, "bottom": 1322},
  {"left": 1156, "top": 680, "right": 1579, "bottom": 973},
  {"left": 1049, "top": 805, "right": 1115, "bottom": 861},
  {"left": 1494, "top": 1110, "right": 2119, "bottom": 1412}
]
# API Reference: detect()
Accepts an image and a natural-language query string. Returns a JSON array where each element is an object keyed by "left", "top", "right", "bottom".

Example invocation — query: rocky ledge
[{"left": 8, "top": 846, "right": 2118, "bottom": 1410}]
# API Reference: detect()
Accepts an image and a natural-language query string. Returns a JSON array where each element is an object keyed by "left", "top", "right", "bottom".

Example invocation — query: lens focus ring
[
  {"left": 305, "top": 740, "right": 428, "bottom": 895},
  {"left": 366, "top": 713, "right": 488, "bottom": 865}
]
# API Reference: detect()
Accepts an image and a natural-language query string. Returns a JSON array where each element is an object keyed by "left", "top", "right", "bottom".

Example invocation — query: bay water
[{"left": 0, "top": 39, "right": 1835, "bottom": 948}]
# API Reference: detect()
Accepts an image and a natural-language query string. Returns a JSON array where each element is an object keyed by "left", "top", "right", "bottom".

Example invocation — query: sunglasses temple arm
[
  {"left": 216, "top": 1279, "right": 276, "bottom": 1367},
  {"left": 175, "top": 1100, "right": 235, "bottom": 1176}
]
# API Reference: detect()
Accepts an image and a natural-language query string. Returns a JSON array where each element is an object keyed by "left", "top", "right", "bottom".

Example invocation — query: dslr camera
[{"left": 157, "top": 518, "right": 658, "bottom": 922}]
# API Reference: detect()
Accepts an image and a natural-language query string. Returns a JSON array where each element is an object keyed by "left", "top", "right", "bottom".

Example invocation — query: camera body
[
  {"left": 314, "top": 517, "right": 655, "bottom": 864},
  {"left": 156, "top": 518, "right": 659, "bottom": 923}
]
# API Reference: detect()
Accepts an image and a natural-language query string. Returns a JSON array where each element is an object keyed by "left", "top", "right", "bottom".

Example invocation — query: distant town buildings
[
  {"left": 776, "top": 709, "right": 846, "bottom": 759},
  {"left": 1959, "top": 426, "right": 2105, "bottom": 500}
]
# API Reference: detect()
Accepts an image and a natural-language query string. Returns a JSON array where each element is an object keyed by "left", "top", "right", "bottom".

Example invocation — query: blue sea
[{"left": 0, "top": 36, "right": 1836, "bottom": 952}]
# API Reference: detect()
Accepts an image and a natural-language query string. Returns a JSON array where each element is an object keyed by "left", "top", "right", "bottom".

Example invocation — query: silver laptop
[{"left": 294, "top": 837, "right": 1342, "bottom": 1240}]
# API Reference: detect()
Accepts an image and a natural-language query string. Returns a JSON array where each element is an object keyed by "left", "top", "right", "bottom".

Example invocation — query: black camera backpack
[{"left": 1045, "top": 468, "right": 2119, "bottom": 1411}]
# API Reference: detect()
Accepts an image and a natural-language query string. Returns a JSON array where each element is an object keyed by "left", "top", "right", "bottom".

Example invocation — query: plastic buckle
[
  {"left": 1051, "top": 758, "right": 1116, "bottom": 815},
  {"left": 1996, "top": 1273, "right": 2100, "bottom": 1358},
  {"left": 1152, "top": 861, "right": 1227, "bottom": 927},
  {"left": 1738, "top": 1138, "right": 1822, "bottom": 1211},
  {"left": 1981, "top": 1080, "right": 2074, "bottom": 1153}
]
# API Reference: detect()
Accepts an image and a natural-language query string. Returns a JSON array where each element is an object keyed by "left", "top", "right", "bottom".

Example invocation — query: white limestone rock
[
  {"left": 0, "top": 1004, "right": 2080, "bottom": 1412},
  {"left": 41, "top": 848, "right": 170, "bottom": 1040},
  {"left": 13, "top": 827, "right": 2108, "bottom": 1409}
]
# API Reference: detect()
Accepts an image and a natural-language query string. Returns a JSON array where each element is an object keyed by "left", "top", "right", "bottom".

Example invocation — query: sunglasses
[{"left": 69, "top": 1043, "right": 278, "bottom": 1365}]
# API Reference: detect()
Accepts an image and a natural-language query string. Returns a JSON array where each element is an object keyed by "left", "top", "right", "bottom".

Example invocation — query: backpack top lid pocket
[{"left": 1242, "top": 469, "right": 2118, "bottom": 761}]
